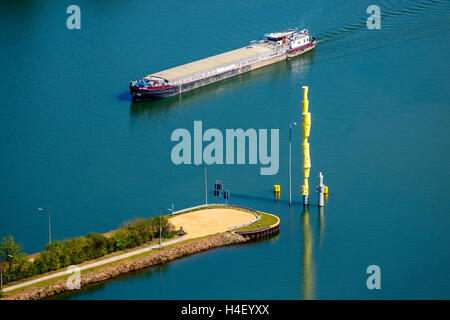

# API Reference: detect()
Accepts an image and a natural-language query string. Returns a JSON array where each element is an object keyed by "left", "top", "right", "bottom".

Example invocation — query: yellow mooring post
[
  {"left": 301, "top": 86, "right": 311, "bottom": 206},
  {"left": 274, "top": 185, "right": 281, "bottom": 198}
]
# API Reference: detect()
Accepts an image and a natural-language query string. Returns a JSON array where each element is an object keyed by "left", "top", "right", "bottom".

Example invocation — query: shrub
[
  {"left": 111, "top": 229, "right": 129, "bottom": 251},
  {"left": 1, "top": 214, "right": 176, "bottom": 284},
  {"left": 33, "top": 241, "right": 66, "bottom": 273},
  {"left": 62, "top": 237, "right": 90, "bottom": 265},
  {"left": 8, "top": 253, "right": 33, "bottom": 281},
  {"left": 86, "top": 233, "right": 110, "bottom": 259},
  {"left": 0, "top": 235, "right": 22, "bottom": 271}
]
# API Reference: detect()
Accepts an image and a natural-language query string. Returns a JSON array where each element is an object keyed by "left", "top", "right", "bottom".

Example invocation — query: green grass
[
  {"left": 235, "top": 212, "right": 279, "bottom": 232},
  {"left": 165, "top": 230, "right": 180, "bottom": 239}
]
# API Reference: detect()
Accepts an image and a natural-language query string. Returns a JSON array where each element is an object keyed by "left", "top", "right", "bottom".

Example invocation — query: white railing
[
  {"left": 171, "top": 204, "right": 209, "bottom": 216},
  {"left": 170, "top": 203, "right": 261, "bottom": 231},
  {"left": 227, "top": 213, "right": 261, "bottom": 231},
  {"left": 171, "top": 46, "right": 286, "bottom": 85}
]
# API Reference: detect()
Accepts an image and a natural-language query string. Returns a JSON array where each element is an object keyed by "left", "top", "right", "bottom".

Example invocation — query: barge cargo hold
[{"left": 130, "top": 28, "right": 316, "bottom": 100}]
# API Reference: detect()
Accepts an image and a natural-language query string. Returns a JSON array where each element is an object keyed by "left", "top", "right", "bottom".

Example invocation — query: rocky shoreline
[{"left": 2, "top": 232, "right": 246, "bottom": 300}]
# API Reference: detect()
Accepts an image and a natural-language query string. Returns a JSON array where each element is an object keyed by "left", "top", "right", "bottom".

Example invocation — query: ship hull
[
  {"left": 131, "top": 66, "right": 245, "bottom": 100},
  {"left": 131, "top": 42, "right": 315, "bottom": 101},
  {"left": 177, "top": 53, "right": 286, "bottom": 96},
  {"left": 287, "top": 39, "right": 317, "bottom": 58},
  {"left": 130, "top": 85, "right": 179, "bottom": 101}
]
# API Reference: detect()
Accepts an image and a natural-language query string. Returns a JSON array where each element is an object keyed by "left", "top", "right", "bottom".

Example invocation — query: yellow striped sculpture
[{"left": 301, "top": 86, "right": 311, "bottom": 205}]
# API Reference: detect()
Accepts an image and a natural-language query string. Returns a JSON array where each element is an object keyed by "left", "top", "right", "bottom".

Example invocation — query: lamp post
[
  {"left": 196, "top": 164, "right": 208, "bottom": 206},
  {"left": 203, "top": 166, "right": 207, "bottom": 206},
  {"left": 38, "top": 208, "right": 51, "bottom": 244},
  {"left": 289, "top": 122, "right": 297, "bottom": 206},
  {"left": 0, "top": 254, "right": 12, "bottom": 295},
  {"left": 159, "top": 207, "right": 173, "bottom": 250},
  {"left": 159, "top": 208, "right": 162, "bottom": 250}
]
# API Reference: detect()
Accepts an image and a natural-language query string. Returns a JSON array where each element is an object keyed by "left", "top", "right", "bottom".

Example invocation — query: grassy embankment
[{"left": 235, "top": 212, "right": 279, "bottom": 231}]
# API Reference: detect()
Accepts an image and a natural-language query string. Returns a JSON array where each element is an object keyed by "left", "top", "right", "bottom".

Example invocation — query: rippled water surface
[{"left": 0, "top": 0, "right": 449, "bottom": 299}]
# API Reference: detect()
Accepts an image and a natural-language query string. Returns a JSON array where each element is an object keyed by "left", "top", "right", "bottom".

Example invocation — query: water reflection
[
  {"left": 318, "top": 206, "right": 325, "bottom": 249},
  {"left": 288, "top": 50, "right": 316, "bottom": 75},
  {"left": 129, "top": 93, "right": 184, "bottom": 119},
  {"left": 301, "top": 205, "right": 314, "bottom": 300},
  {"left": 301, "top": 202, "right": 328, "bottom": 299},
  {"left": 129, "top": 51, "right": 315, "bottom": 121},
  {"left": 232, "top": 192, "right": 305, "bottom": 206},
  {"left": 159, "top": 265, "right": 164, "bottom": 299}
]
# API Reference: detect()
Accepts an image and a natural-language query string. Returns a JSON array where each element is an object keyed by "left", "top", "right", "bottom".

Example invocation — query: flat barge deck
[{"left": 130, "top": 28, "right": 316, "bottom": 100}]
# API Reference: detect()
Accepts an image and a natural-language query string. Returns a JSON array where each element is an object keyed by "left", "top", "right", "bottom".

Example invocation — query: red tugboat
[{"left": 130, "top": 28, "right": 316, "bottom": 101}]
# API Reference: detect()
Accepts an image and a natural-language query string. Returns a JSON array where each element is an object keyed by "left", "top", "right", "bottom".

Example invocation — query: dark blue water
[{"left": 1, "top": 0, "right": 449, "bottom": 299}]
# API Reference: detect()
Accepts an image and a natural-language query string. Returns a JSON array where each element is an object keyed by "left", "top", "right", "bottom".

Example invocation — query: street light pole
[
  {"left": 159, "top": 207, "right": 173, "bottom": 250},
  {"left": 0, "top": 255, "right": 12, "bottom": 295},
  {"left": 48, "top": 209, "right": 51, "bottom": 244},
  {"left": 159, "top": 208, "right": 162, "bottom": 250},
  {"left": 196, "top": 164, "right": 208, "bottom": 206},
  {"left": 38, "top": 208, "right": 51, "bottom": 244},
  {"left": 289, "top": 122, "right": 297, "bottom": 206},
  {"left": 0, "top": 261, "right": 3, "bottom": 295},
  {"left": 204, "top": 165, "right": 207, "bottom": 206}
]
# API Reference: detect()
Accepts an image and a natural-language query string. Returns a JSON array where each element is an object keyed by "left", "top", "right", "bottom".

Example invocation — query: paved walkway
[{"left": 3, "top": 235, "right": 189, "bottom": 293}]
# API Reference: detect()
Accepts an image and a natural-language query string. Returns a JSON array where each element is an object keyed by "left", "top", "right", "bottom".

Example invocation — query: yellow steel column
[{"left": 301, "top": 86, "right": 311, "bottom": 205}]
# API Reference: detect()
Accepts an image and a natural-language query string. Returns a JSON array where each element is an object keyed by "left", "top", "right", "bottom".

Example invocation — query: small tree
[
  {"left": 7, "top": 253, "right": 32, "bottom": 282},
  {"left": 62, "top": 237, "right": 89, "bottom": 265},
  {"left": 0, "top": 235, "right": 22, "bottom": 272},
  {"left": 86, "top": 233, "right": 109, "bottom": 259},
  {"left": 111, "top": 230, "right": 129, "bottom": 251},
  {"left": 44, "top": 241, "right": 65, "bottom": 271}
]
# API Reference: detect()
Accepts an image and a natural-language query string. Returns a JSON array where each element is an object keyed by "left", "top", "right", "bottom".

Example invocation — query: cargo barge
[{"left": 130, "top": 28, "right": 316, "bottom": 100}]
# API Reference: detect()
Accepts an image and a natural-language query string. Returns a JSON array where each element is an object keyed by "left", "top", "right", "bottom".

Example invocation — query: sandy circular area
[{"left": 169, "top": 207, "right": 256, "bottom": 238}]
